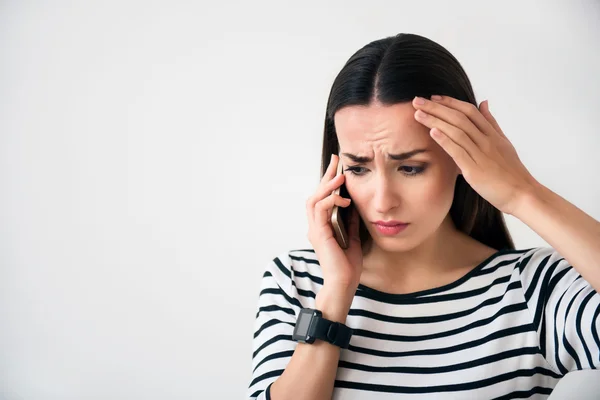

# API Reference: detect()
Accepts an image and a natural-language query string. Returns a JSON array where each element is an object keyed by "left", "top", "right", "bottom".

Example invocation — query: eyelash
[{"left": 344, "top": 165, "right": 427, "bottom": 177}]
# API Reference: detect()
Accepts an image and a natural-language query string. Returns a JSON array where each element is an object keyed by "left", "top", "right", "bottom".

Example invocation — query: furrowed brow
[{"left": 341, "top": 149, "right": 428, "bottom": 163}]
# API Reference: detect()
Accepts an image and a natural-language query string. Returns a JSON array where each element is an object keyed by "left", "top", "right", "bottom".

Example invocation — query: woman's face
[{"left": 334, "top": 101, "right": 461, "bottom": 252}]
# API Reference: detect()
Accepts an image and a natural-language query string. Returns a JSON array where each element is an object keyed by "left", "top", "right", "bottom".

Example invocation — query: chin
[
  {"left": 383, "top": 239, "right": 419, "bottom": 252},
  {"left": 368, "top": 231, "right": 420, "bottom": 252}
]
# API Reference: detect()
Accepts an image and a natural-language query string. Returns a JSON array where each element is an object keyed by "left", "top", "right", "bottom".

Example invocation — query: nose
[{"left": 372, "top": 175, "right": 399, "bottom": 215}]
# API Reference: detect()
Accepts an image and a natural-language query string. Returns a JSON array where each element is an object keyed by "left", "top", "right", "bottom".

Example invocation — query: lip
[
  {"left": 373, "top": 220, "right": 408, "bottom": 226},
  {"left": 373, "top": 221, "right": 409, "bottom": 236}
]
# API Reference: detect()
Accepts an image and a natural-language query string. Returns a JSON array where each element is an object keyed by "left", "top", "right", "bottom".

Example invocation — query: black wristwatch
[{"left": 292, "top": 308, "right": 353, "bottom": 349}]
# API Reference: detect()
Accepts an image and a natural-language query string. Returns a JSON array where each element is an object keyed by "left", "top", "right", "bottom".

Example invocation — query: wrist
[
  {"left": 511, "top": 179, "right": 547, "bottom": 219},
  {"left": 315, "top": 285, "right": 356, "bottom": 324}
]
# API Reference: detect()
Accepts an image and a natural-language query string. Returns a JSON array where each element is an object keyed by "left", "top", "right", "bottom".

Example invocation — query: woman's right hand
[{"left": 306, "top": 154, "right": 363, "bottom": 292}]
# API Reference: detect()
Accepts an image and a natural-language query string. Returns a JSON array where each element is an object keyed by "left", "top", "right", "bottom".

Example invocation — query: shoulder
[
  {"left": 258, "top": 248, "right": 324, "bottom": 308},
  {"left": 514, "top": 246, "right": 569, "bottom": 271},
  {"left": 262, "top": 247, "right": 324, "bottom": 285},
  {"left": 460, "top": 237, "right": 530, "bottom": 271},
  {"left": 463, "top": 235, "right": 560, "bottom": 269},
  {"left": 513, "top": 246, "right": 582, "bottom": 289},
  {"left": 485, "top": 245, "right": 570, "bottom": 274}
]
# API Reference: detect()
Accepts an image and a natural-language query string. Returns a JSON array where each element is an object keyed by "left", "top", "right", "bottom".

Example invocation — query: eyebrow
[{"left": 341, "top": 148, "right": 429, "bottom": 163}]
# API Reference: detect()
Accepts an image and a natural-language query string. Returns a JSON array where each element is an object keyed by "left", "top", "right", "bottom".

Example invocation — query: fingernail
[
  {"left": 330, "top": 154, "right": 334, "bottom": 164},
  {"left": 431, "top": 95, "right": 442, "bottom": 101},
  {"left": 414, "top": 96, "right": 425, "bottom": 105}
]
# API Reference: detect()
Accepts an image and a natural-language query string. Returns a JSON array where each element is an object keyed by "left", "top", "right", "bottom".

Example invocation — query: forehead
[{"left": 333, "top": 102, "right": 431, "bottom": 151}]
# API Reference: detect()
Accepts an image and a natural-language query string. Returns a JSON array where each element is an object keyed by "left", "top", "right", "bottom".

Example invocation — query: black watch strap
[
  {"left": 293, "top": 308, "right": 354, "bottom": 349},
  {"left": 311, "top": 315, "right": 353, "bottom": 349}
]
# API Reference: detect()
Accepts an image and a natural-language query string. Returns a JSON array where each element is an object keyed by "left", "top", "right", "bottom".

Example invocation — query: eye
[
  {"left": 400, "top": 166, "right": 426, "bottom": 176},
  {"left": 344, "top": 166, "right": 367, "bottom": 176},
  {"left": 345, "top": 165, "right": 427, "bottom": 177}
]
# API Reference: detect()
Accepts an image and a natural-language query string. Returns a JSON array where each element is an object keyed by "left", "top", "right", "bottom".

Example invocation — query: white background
[{"left": 1, "top": 1, "right": 599, "bottom": 399}]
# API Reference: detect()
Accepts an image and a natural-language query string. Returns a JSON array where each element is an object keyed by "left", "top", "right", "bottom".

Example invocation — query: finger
[
  {"left": 306, "top": 173, "right": 345, "bottom": 222},
  {"left": 480, "top": 100, "right": 508, "bottom": 139},
  {"left": 307, "top": 154, "right": 341, "bottom": 218},
  {"left": 414, "top": 107, "right": 486, "bottom": 152},
  {"left": 430, "top": 128, "right": 477, "bottom": 174},
  {"left": 428, "top": 95, "right": 499, "bottom": 138},
  {"left": 416, "top": 110, "right": 484, "bottom": 164},
  {"left": 321, "top": 154, "right": 338, "bottom": 183},
  {"left": 314, "top": 193, "right": 351, "bottom": 231},
  {"left": 307, "top": 154, "right": 342, "bottom": 239},
  {"left": 314, "top": 154, "right": 342, "bottom": 210}
]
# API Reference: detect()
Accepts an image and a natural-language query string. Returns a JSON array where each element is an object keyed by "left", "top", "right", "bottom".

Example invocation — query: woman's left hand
[{"left": 412, "top": 95, "right": 540, "bottom": 216}]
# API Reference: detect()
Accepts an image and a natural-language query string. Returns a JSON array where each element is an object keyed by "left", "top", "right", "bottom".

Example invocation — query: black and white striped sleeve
[
  {"left": 246, "top": 251, "right": 303, "bottom": 399},
  {"left": 518, "top": 246, "right": 600, "bottom": 374}
]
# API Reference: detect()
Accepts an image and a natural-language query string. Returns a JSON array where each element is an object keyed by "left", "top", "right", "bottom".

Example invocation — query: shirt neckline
[{"left": 355, "top": 248, "right": 518, "bottom": 301}]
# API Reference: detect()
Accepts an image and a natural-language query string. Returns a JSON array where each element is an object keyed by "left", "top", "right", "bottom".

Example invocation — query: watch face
[{"left": 292, "top": 309, "right": 315, "bottom": 342}]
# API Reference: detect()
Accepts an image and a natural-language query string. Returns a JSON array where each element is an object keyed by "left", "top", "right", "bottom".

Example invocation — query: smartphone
[{"left": 331, "top": 157, "right": 353, "bottom": 249}]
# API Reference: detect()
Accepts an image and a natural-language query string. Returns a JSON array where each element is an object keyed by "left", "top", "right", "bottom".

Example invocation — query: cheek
[
  {"left": 345, "top": 183, "right": 366, "bottom": 204},
  {"left": 345, "top": 182, "right": 370, "bottom": 216},
  {"left": 419, "top": 169, "right": 457, "bottom": 209},
  {"left": 395, "top": 164, "right": 454, "bottom": 211}
]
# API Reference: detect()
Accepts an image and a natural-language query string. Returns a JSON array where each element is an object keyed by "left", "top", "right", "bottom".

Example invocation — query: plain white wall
[{"left": 1, "top": 1, "right": 599, "bottom": 399}]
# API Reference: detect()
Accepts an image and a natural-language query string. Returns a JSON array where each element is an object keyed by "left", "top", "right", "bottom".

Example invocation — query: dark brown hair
[{"left": 320, "top": 33, "right": 515, "bottom": 251}]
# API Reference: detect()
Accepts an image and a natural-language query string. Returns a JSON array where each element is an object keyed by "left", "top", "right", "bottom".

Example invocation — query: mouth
[
  {"left": 372, "top": 221, "right": 410, "bottom": 235},
  {"left": 373, "top": 220, "right": 408, "bottom": 226}
]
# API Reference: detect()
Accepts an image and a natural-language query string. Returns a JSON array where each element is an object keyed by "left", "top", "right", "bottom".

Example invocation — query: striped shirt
[{"left": 247, "top": 246, "right": 600, "bottom": 399}]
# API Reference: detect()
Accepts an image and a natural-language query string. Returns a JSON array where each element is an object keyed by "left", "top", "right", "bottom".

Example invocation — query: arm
[
  {"left": 247, "top": 252, "right": 356, "bottom": 400},
  {"left": 513, "top": 182, "right": 600, "bottom": 293},
  {"left": 269, "top": 286, "right": 355, "bottom": 400},
  {"left": 408, "top": 92, "right": 600, "bottom": 373},
  {"left": 514, "top": 183, "right": 600, "bottom": 373},
  {"left": 410, "top": 93, "right": 600, "bottom": 284}
]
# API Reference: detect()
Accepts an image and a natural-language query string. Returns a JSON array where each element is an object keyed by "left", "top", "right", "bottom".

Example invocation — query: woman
[{"left": 247, "top": 33, "right": 600, "bottom": 399}]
